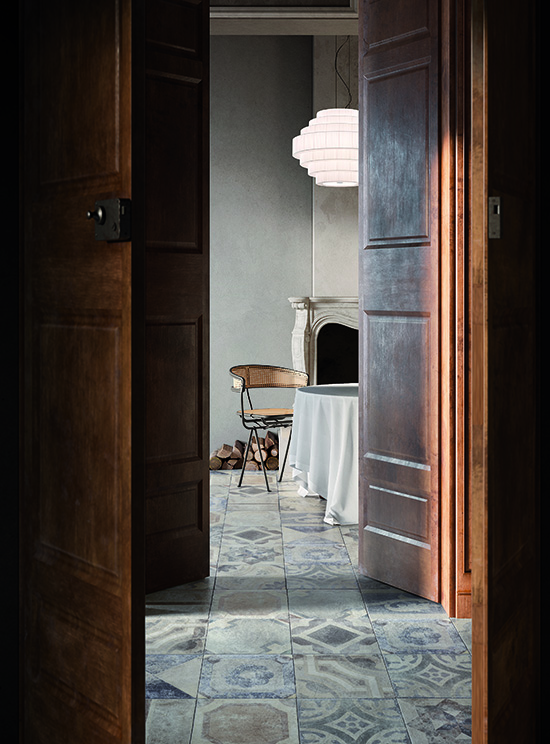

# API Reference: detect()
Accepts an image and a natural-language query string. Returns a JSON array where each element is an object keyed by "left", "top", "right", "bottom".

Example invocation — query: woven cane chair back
[{"left": 230, "top": 365, "right": 308, "bottom": 391}]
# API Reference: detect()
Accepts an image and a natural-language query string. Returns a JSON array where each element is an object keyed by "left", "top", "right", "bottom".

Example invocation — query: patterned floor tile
[
  {"left": 222, "top": 524, "right": 283, "bottom": 546},
  {"left": 147, "top": 601, "right": 211, "bottom": 622},
  {"left": 199, "top": 655, "right": 295, "bottom": 699},
  {"left": 209, "top": 513, "right": 225, "bottom": 530},
  {"left": 205, "top": 616, "right": 292, "bottom": 655},
  {"left": 191, "top": 698, "right": 299, "bottom": 744},
  {"left": 398, "top": 697, "right": 471, "bottom": 742},
  {"left": 298, "top": 699, "right": 411, "bottom": 743},
  {"left": 227, "top": 498, "right": 281, "bottom": 511},
  {"left": 146, "top": 476, "right": 472, "bottom": 744},
  {"left": 223, "top": 509, "right": 281, "bottom": 527},
  {"left": 209, "top": 495, "right": 228, "bottom": 513},
  {"left": 288, "top": 589, "right": 367, "bottom": 621},
  {"left": 146, "top": 579, "right": 215, "bottom": 604},
  {"left": 280, "top": 511, "right": 328, "bottom": 525},
  {"left": 229, "top": 480, "right": 278, "bottom": 495},
  {"left": 373, "top": 619, "right": 468, "bottom": 654},
  {"left": 285, "top": 562, "right": 359, "bottom": 590},
  {"left": 211, "top": 589, "right": 289, "bottom": 618},
  {"left": 294, "top": 654, "right": 394, "bottom": 699},
  {"left": 218, "top": 538, "right": 284, "bottom": 563},
  {"left": 361, "top": 585, "right": 448, "bottom": 619},
  {"left": 279, "top": 496, "right": 326, "bottom": 513},
  {"left": 146, "top": 615, "right": 208, "bottom": 655},
  {"left": 282, "top": 524, "right": 343, "bottom": 543},
  {"left": 146, "top": 654, "right": 202, "bottom": 699},
  {"left": 284, "top": 542, "right": 351, "bottom": 565},
  {"left": 451, "top": 619, "right": 472, "bottom": 653},
  {"left": 384, "top": 652, "right": 472, "bottom": 698},
  {"left": 214, "top": 563, "right": 286, "bottom": 590},
  {"left": 146, "top": 699, "right": 195, "bottom": 744},
  {"left": 290, "top": 616, "right": 378, "bottom": 654}
]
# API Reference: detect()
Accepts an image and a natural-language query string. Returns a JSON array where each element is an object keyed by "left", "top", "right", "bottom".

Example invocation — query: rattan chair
[{"left": 230, "top": 364, "right": 309, "bottom": 491}]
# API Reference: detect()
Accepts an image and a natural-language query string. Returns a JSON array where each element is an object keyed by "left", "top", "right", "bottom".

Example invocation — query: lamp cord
[{"left": 335, "top": 36, "right": 352, "bottom": 109}]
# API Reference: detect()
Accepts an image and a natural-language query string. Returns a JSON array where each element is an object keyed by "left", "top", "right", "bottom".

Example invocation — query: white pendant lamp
[{"left": 292, "top": 107, "right": 358, "bottom": 187}]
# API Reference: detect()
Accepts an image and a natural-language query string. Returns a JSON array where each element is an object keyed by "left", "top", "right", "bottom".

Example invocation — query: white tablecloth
[{"left": 288, "top": 383, "right": 358, "bottom": 525}]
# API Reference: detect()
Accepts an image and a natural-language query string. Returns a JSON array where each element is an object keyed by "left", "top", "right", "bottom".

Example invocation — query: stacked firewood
[{"left": 210, "top": 430, "right": 280, "bottom": 471}]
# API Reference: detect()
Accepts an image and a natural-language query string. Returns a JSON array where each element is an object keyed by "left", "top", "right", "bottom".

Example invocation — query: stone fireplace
[{"left": 289, "top": 297, "right": 359, "bottom": 385}]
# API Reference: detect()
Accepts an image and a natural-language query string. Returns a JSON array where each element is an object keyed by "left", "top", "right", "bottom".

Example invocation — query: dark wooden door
[
  {"left": 470, "top": 0, "right": 540, "bottom": 740},
  {"left": 20, "top": 0, "right": 210, "bottom": 739},
  {"left": 20, "top": 1, "right": 141, "bottom": 740},
  {"left": 358, "top": 0, "right": 440, "bottom": 601},
  {"left": 139, "top": 0, "right": 210, "bottom": 594}
]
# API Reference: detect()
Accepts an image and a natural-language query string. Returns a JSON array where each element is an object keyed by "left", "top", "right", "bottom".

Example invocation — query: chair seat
[{"left": 242, "top": 408, "right": 294, "bottom": 417}]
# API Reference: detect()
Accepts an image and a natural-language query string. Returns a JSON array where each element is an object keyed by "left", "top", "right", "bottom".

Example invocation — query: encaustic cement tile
[
  {"left": 372, "top": 619, "right": 468, "bottom": 654},
  {"left": 146, "top": 615, "right": 208, "bottom": 655},
  {"left": 146, "top": 579, "right": 215, "bottom": 604},
  {"left": 288, "top": 589, "right": 367, "bottom": 621},
  {"left": 297, "top": 698, "right": 411, "bottom": 744},
  {"left": 384, "top": 652, "right": 472, "bottom": 698},
  {"left": 361, "top": 587, "right": 449, "bottom": 620},
  {"left": 398, "top": 697, "right": 471, "bottom": 742},
  {"left": 198, "top": 655, "right": 295, "bottom": 699},
  {"left": 281, "top": 523, "right": 344, "bottom": 543},
  {"left": 284, "top": 561, "right": 359, "bottom": 590},
  {"left": 223, "top": 509, "right": 281, "bottom": 527},
  {"left": 191, "top": 698, "right": 300, "bottom": 744},
  {"left": 146, "top": 699, "right": 196, "bottom": 744},
  {"left": 214, "top": 564, "right": 286, "bottom": 591},
  {"left": 217, "top": 544, "right": 283, "bottom": 564},
  {"left": 222, "top": 524, "right": 283, "bottom": 545},
  {"left": 210, "top": 589, "right": 289, "bottom": 618},
  {"left": 293, "top": 654, "right": 395, "bottom": 699},
  {"left": 205, "top": 616, "right": 292, "bottom": 655},
  {"left": 290, "top": 616, "right": 378, "bottom": 655},
  {"left": 146, "top": 654, "right": 202, "bottom": 699},
  {"left": 283, "top": 542, "right": 351, "bottom": 565}
]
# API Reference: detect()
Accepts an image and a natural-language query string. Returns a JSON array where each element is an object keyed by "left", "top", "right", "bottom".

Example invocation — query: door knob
[
  {"left": 86, "top": 206, "right": 106, "bottom": 225},
  {"left": 86, "top": 198, "right": 131, "bottom": 242}
]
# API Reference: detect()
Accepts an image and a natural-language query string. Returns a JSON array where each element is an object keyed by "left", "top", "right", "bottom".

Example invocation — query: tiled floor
[{"left": 145, "top": 470, "right": 472, "bottom": 743}]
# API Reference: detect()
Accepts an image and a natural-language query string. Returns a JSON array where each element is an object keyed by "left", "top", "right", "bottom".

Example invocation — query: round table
[{"left": 288, "top": 383, "right": 358, "bottom": 525}]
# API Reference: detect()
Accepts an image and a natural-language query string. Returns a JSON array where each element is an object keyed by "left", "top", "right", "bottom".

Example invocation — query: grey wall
[
  {"left": 210, "top": 36, "right": 314, "bottom": 451},
  {"left": 312, "top": 36, "right": 358, "bottom": 296}
]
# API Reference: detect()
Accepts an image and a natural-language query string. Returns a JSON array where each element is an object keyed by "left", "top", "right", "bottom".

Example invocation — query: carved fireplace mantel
[{"left": 289, "top": 296, "right": 359, "bottom": 384}]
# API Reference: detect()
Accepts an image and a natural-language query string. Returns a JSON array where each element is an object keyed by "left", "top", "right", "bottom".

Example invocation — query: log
[
  {"left": 221, "top": 457, "right": 243, "bottom": 470},
  {"left": 217, "top": 443, "right": 234, "bottom": 459},
  {"left": 251, "top": 436, "right": 265, "bottom": 452},
  {"left": 265, "top": 430, "right": 278, "bottom": 450},
  {"left": 209, "top": 450, "right": 223, "bottom": 470},
  {"left": 233, "top": 440, "right": 246, "bottom": 458},
  {"left": 210, "top": 435, "right": 277, "bottom": 470}
]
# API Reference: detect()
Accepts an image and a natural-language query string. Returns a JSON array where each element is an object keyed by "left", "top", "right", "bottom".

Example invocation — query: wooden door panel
[
  {"left": 142, "top": 0, "right": 210, "bottom": 594},
  {"left": 21, "top": 0, "right": 139, "bottom": 741},
  {"left": 358, "top": 0, "right": 440, "bottom": 601}
]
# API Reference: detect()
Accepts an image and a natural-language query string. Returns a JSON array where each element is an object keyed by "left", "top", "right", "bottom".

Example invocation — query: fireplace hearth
[{"left": 289, "top": 297, "right": 359, "bottom": 385}]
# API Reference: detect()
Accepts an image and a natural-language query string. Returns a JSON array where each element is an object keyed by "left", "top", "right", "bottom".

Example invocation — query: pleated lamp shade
[{"left": 292, "top": 108, "right": 358, "bottom": 187}]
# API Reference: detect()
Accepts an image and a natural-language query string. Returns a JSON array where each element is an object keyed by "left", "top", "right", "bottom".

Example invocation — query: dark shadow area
[{"left": 316, "top": 323, "right": 358, "bottom": 384}]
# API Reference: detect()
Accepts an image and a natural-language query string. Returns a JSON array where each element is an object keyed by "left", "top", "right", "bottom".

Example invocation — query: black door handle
[{"left": 86, "top": 198, "right": 131, "bottom": 242}]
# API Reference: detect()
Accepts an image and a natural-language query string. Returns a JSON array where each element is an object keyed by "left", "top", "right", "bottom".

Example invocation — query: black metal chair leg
[
  {"left": 279, "top": 427, "right": 292, "bottom": 482},
  {"left": 238, "top": 429, "right": 254, "bottom": 487},
  {"left": 254, "top": 429, "right": 270, "bottom": 491}
]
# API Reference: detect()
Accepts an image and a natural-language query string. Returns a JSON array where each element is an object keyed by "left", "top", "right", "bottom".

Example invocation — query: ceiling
[{"left": 210, "top": 0, "right": 359, "bottom": 35}]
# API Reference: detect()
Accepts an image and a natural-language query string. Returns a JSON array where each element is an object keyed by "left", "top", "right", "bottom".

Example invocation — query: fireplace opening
[{"left": 316, "top": 323, "right": 358, "bottom": 385}]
